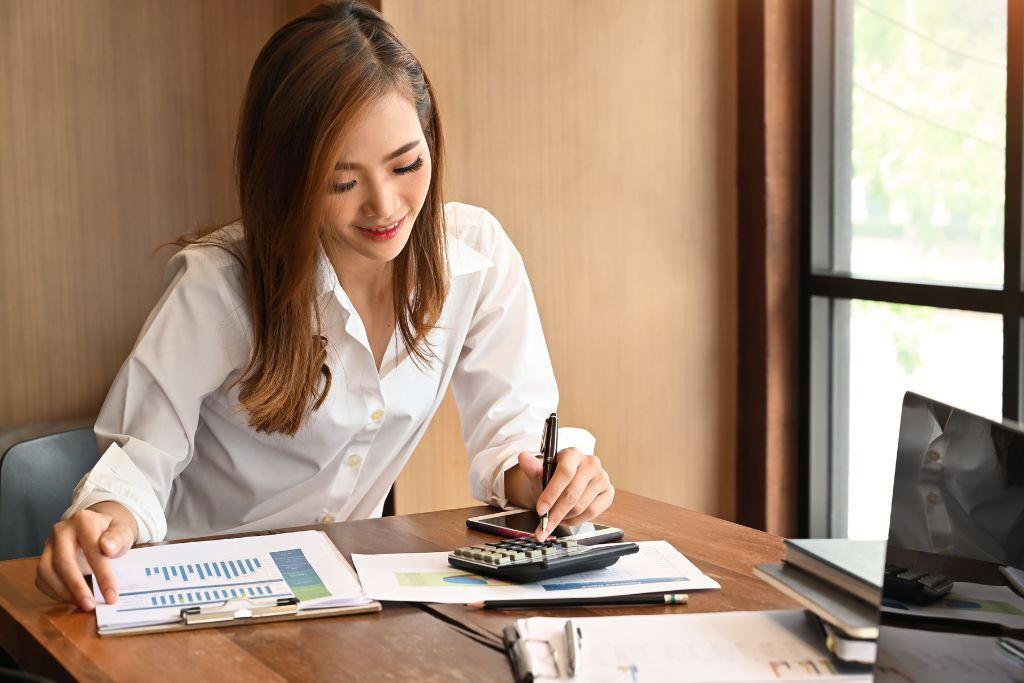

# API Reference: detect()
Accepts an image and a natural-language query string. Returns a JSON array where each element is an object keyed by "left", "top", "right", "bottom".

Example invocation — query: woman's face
[{"left": 324, "top": 91, "right": 432, "bottom": 271}]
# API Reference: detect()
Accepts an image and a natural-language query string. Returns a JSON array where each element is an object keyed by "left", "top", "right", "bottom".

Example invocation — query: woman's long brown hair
[{"left": 182, "top": 1, "right": 447, "bottom": 435}]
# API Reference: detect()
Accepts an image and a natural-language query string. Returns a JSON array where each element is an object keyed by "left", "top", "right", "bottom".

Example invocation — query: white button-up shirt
[
  {"left": 64, "top": 203, "right": 595, "bottom": 542},
  {"left": 890, "top": 396, "right": 1024, "bottom": 566}
]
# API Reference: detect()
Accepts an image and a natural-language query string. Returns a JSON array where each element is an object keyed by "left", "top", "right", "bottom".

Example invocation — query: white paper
[
  {"left": 516, "top": 610, "right": 872, "bottom": 682},
  {"left": 352, "top": 540, "right": 720, "bottom": 604},
  {"left": 875, "top": 625, "right": 1024, "bottom": 683},
  {"left": 94, "top": 530, "right": 372, "bottom": 632},
  {"left": 881, "top": 581, "right": 1024, "bottom": 629}
]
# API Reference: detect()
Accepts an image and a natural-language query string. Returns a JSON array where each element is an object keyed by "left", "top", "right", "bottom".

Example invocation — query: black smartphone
[{"left": 466, "top": 508, "right": 624, "bottom": 545}]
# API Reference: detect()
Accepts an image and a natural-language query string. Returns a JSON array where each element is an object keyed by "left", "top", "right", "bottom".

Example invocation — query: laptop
[{"left": 873, "top": 391, "right": 1024, "bottom": 682}]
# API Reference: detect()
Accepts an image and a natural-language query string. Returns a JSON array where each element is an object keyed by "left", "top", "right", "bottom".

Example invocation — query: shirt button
[
  {"left": 346, "top": 453, "right": 363, "bottom": 467},
  {"left": 926, "top": 492, "right": 940, "bottom": 505},
  {"left": 319, "top": 514, "right": 335, "bottom": 524},
  {"left": 371, "top": 409, "right": 385, "bottom": 421},
  {"left": 926, "top": 450, "right": 941, "bottom": 462}
]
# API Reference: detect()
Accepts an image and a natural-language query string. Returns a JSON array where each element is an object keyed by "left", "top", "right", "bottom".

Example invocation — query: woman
[{"left": 35, "top": 1, "right": 614, "bottom": 612}]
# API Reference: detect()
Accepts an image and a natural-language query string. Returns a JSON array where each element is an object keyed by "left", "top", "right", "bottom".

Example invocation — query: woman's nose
[{"left": 361, "top": 179, "right": 397, "bottom": 221}]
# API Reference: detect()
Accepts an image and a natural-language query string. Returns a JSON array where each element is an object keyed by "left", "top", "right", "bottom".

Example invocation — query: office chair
[{"left": 0, "top": 424, "right": 99, "bottom": 561}]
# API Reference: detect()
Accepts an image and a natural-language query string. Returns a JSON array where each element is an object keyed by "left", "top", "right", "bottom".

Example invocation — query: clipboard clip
[{"left": 180, "top": 596, "right": 300, "bottom": 625}]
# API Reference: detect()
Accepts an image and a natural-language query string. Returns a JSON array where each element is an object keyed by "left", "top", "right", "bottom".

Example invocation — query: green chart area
[{"left": 269, "top": 549, "right": 330, "bottom": 601}]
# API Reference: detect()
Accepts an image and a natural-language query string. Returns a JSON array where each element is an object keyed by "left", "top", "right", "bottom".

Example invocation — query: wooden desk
[{"left": 0, "top": 491, "right": 794, "bottom": 682}]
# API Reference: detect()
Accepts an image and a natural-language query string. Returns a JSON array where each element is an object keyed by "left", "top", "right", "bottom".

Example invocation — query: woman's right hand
[{"left": 34, "top": 501, "right": 138, "bottom": 611}]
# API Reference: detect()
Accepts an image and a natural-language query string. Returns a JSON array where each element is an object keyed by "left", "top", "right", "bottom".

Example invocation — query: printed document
[
  {"left": 512, "top": 610, "right": 872, "bottom": 682},
  {"left": 93, "top": 530, "right": 373, "bottom": 633},
  {"left": 351, "top": 540, "right": 720, "bottom": 603}
]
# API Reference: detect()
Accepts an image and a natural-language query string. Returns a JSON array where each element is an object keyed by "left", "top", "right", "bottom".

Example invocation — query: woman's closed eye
[
  {"left": 394, "top": 156, "right": 424, "bottom": 176},
  {"left": 330, "top": 156, "right": 425, "bottom": 194}
]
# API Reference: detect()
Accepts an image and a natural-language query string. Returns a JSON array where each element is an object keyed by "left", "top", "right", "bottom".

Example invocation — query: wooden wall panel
[
  {"left": 0, "top": 1, "right": 293, "bottom": 428},
  {"left": 387, "top": 1, "right": 739, "bottom": 519}
]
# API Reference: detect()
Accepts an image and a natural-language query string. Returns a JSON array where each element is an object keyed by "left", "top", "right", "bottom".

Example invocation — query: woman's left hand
[{"left": 513, "top": 448, "right": 615, "bottom": 540}]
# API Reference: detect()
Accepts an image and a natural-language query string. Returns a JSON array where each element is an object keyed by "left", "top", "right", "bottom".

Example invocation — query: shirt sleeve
[
  {"left": 62, "top": 246, "right": 247, "bottom": 542},
  {"left": 449, "top": 211, "right": 596, "bottom": 509}
]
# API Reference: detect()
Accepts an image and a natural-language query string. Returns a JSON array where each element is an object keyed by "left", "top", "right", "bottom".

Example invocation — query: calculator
[{"left": 447, "top": 538, "right": 640, "bottom": 582}]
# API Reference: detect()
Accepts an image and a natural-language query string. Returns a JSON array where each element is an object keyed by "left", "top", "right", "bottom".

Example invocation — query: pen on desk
[
  {"left": 466, "top": 593, "right": 689, "bottom": 610},
  {"left": 540, "top": 413, "right": 558, "bottom": 537}
]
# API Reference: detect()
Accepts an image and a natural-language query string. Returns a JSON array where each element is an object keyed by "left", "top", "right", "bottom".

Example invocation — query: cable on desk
[{"left": 413, "top": 603, "right": 505, "bottom": 653}]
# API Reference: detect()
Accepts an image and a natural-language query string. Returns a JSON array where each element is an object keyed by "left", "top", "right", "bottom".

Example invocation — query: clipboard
[
  {"left": 94, "top": 529, "right": 382, "bottom": 637},
  {"left": 98, "top": 595, "right": 382, "bottom": 637},
  {"left": 502, "top": 623, "right": 565, "bottom": 682}
]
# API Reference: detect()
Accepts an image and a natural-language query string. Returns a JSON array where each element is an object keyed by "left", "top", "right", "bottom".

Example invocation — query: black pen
[
  {"left": 466, "top": 593, "right": 689, "bottom": 610},
  {"left": 540, "top": 413, "right": 558, "bottom": 537}
]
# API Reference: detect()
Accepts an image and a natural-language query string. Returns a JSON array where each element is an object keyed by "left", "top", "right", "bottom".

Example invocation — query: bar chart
[{"left": 144, "top": 557, "right": 263, "bottom": 582}]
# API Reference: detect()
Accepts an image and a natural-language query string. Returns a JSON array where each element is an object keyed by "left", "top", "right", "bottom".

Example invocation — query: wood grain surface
[
  {"left": 385, "top": 0, "right": 740, "bottom": 520},
  {"left": 0, "top": 491, "right": 791, "bottom": 682},
  {"left": 0, "top": 0, "right": 293, "bottom": 430}
]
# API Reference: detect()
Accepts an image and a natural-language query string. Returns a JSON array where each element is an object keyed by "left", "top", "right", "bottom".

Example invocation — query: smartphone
[{"left": 466, "top": 508, "right": 624, "bottom": 545}]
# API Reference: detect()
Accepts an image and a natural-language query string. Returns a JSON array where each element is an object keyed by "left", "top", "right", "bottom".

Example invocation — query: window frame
[{"left": 799, "top": 0, "right": 1024, "bottom": 537}]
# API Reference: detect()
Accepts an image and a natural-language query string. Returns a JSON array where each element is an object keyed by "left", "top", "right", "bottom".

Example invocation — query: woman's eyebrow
[{"left": 335, "top": 140, "right": 420, "bottom": 170}]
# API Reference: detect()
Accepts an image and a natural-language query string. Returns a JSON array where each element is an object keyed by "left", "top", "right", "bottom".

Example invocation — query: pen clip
[
  {"left": 180, "top": 596, "right": 300, "bottom": 625},
  {"left": 564, "top": 619, "right": 582, "bottom": 677}
]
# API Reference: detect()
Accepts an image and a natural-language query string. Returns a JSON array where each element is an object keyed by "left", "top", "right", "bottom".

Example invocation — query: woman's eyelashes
[
  {"left": 394, "top": 156, "right": 424, "bottom": 176},
  {"left": 329, "top": 156, "right": 425, "bottom": 194}
]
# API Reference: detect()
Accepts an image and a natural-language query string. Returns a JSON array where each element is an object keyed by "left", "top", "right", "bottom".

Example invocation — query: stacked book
[{"left": 754, "top": 539, "right": 886, "bottom": 664}]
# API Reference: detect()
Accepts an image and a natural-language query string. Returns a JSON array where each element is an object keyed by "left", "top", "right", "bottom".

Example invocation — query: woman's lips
[{"left": 357, "top": 216, "right": 404, "bottom": 242}]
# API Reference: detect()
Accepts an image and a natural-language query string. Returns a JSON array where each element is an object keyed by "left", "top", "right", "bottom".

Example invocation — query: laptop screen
[{"left": 873, "top": 392, "right": 1024, "bottom": 682}]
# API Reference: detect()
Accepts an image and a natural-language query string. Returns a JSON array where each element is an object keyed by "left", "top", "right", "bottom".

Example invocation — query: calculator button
[
  {"left": 542, "top": 547, "right": 559, "bottom": 556},
  {"left": 526, "top": 549, "right": 543, "bottom": 558}
]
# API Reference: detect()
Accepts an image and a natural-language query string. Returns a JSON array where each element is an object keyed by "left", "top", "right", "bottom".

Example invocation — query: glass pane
[
  {"left": 843, "top": 301, "right": 1001, "bottom": 539},
  {"left": 841, "top": 0, "right": 1006, "bottom": 286}
]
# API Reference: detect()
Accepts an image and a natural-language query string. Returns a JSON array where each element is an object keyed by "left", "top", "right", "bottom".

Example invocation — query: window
[{"left": 804, "top": 0, "right": 1021, "bottom": 538}]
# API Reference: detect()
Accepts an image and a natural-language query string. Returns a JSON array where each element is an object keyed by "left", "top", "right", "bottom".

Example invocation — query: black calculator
[{"left": 447, "top": 538, "right": 640, "bottom": 582}]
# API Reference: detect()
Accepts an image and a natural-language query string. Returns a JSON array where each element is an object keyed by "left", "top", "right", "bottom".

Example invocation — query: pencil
[{"left": 467, "top": 593, "right": 688, "bottom": 609}]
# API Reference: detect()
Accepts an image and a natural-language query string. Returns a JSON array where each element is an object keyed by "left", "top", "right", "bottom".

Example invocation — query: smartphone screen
[{"left": 477, "top": 510, "right": 604, "bottom": 538}]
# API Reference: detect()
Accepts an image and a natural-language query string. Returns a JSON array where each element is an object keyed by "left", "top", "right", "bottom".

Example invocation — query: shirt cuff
[
  {"left": 475, "top": 427, "right": 597, "bottom": 510},
  {"left": 62, "top": 442, "right": 168, "bottom": 544}
]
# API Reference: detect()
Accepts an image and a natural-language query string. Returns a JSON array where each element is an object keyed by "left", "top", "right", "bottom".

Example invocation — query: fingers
[
  {"left": 536, "top": 450, "right": 612, "bottom": 540},
  {"left": 34, "top": 510, "right": 129, "bottom": 611},
  {"left": 562, "top": 486, "right": 615, "bottom": 526},
  {"left": 35, "top": 539, "right": 75, "bottom": 605},
  {"left": 49, "top": 522, "right": 96, "bottom": 611},
  {"left": 89, "top": 525, "right": 131, "bottom": 605},
  {"left": 516, "top": 450, "right": 543, "bottom": 478}
]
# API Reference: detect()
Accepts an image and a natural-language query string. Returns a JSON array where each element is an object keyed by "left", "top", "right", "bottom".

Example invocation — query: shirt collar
[{"left": 315, "top": 232, "right": 492, "bottom": 300}]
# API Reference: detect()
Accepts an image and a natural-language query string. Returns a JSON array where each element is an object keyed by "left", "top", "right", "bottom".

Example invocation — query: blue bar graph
[{"left": 148, "top": 557, "right": 263, "bottom": 583}]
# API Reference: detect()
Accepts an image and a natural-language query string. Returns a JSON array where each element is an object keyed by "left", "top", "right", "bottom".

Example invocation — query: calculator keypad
[
  {"left": 450, "top": 538, "right": 584, "bottom": 566},
  {"left": 447, "top": 538, "right": 640, "bottom": 583}
]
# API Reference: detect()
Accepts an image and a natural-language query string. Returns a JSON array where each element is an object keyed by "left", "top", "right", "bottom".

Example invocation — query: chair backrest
[{"left": 0, "top": 428, "right": 100, "bottom": 560}]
